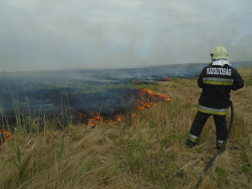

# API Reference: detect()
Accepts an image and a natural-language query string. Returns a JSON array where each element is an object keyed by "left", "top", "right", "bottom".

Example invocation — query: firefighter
[{"left": 185, "top": 45, "right": 244, "bottom": 150}]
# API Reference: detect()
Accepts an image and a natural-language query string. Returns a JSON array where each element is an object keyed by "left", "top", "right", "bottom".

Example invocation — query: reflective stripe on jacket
[
  {"left": 198, "top": 104, "right": 229, "bottom": 115},
  {"left": 203, "top": 77, "right": 234, "bottom": 86}
]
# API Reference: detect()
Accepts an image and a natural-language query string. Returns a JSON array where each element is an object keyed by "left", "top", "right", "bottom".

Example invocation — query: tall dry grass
[{"left": 0, "top": 67, "right": 251, "bottom": 189}]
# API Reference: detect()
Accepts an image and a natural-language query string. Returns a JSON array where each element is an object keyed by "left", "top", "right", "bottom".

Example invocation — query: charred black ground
[
  {"left": 0, "top": 62, "right": 250, "bottom": 129},
  {"left": 1, "top": 87, "right": 143, "bottom": 127}
]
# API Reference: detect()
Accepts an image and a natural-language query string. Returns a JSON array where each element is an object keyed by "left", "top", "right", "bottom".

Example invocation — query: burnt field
[
  {"left": 0, "top": 62, "right": 250, "bottom": 129},
  {"left": 0, "top": 65, "right": 252, "bottom": 188},
  {"left": 1, "top": 87, "right": 142, "bottom": 126}
]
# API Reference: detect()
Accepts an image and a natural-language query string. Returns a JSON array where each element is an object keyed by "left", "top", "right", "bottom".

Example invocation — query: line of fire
[
  {"left": 0, "top": 68, "right": 175, "bottom": 150},
  {"left": 78, "top": 88, "right": 171, "bottom": 127}
]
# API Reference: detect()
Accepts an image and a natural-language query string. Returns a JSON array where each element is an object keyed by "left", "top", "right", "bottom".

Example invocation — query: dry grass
[{"left": 0, "top": 67, "right": 252, "bottom": 189}]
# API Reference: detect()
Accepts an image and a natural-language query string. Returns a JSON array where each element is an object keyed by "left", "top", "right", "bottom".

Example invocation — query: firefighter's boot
[
  {"left": 185, "top": 134, "right": 198, "bottom": 148},
  {"left": 185, "top": 138, "right": 197, "bottom": 148},
  {"left": 217, "top": 141, "right": 226, "bottom": 153}
]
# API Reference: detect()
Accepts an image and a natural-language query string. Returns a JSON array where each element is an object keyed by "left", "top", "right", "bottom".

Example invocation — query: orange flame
[
  {"left": 135, "top": 89, "right": 170, "bottom": 110},
  {"left": 79, "top": 112, "right": 124, "bottom": 127},
  {"left": 164, "top": 77, "right": 171, "bottom": 81},
  {"left": 78, "top": 88, "right": 170, "bottom": 127},
  {"left": 0, "top": 128, "right": 11, "bottom": 150},
  {"left": 137, "top": 89, "right": 171, "bottom": 101}
]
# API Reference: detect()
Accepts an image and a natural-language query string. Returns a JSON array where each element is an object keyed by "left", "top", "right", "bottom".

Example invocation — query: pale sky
[{"left": 0, "top": 0, "right": 252, "bottom": 72}]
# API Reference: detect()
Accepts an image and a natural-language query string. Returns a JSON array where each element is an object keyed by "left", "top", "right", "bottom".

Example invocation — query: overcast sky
[{"left": 0, "top": 0, "right": 252, "bottom": 72}]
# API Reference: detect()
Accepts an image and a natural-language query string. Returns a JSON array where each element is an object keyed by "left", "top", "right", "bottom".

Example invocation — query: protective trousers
[{"left": 189, "top": 111, "right": 228, "bottom": 144}]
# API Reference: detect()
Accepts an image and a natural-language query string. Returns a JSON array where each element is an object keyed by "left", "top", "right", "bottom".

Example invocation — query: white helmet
[{"left": 210, "top": 46, "right": 228, "bottom": 60}]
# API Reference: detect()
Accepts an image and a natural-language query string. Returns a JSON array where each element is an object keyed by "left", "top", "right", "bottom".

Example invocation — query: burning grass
[
  {"left": 0, "top": 128, "right": 11, "bottom": 150},
  {"left": 78, "top": 88, "right": 170, "bottom": 127},
  {"left": 0, "top": 67, "right": 252, "bottom": 188}
]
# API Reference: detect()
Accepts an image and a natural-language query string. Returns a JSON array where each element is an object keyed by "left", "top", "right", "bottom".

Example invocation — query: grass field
[{"left": 0, "top": 67, "right": 251, "bottom": 189}]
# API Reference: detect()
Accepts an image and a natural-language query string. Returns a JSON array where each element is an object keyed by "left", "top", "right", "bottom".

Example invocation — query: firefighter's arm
[
  {"left": 232, "top": 71, "right": 244, "bottom": 91},
  {"left": 197, "top": 71, "right": 204, "bottom": 88}
]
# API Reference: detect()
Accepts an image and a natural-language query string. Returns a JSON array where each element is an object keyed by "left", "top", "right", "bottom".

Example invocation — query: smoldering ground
[
  {"left": 0, "top": 62, "right": 251, "bottom": 128},
  {"left": 0, "top": 63, "right": 200, "bottom": 128}
]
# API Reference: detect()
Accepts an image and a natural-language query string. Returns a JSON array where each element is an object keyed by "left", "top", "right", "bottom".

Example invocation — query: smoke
[{"left": 0, "top": 0, "right": 252, "bottom": 72}]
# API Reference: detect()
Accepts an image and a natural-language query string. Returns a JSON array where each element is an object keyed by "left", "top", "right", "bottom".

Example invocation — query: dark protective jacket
[{"left": 197, "top": 61, "right": 244, "bottom": 115}]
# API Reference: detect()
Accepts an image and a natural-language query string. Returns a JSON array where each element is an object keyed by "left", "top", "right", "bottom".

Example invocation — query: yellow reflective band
[
  {"left": 203, "top": 80, "right": 233, "bottom": 86},
  {"left": 217, "top": 143, "right": 227, "bottom": 147},
  {"left": 198, "top": 105, "right": 229, "bottom": 115},
  {"left": 188, "top": 137, "right": 197, "bottom": 143},
  {"left": 203, "top": 77, "right": 234, "bottom": 83},
  {"left": 198, "top": 107, "right": 228, "bottom": 115},
  {"left": 217, "top": 143, "right": 222, "bottom": 147}
]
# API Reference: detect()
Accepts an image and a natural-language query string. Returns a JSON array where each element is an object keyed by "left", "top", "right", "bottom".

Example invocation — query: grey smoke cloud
[{"left": 0, "top": 0, "right": 251, "bottom": 72}]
